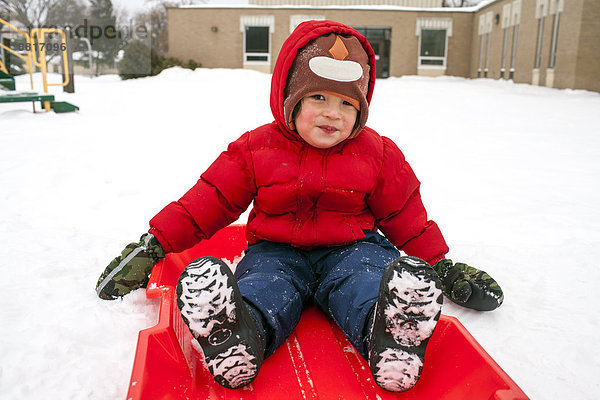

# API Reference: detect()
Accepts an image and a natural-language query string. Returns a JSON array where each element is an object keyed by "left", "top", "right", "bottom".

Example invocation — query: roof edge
[{"left": 169, "top": 4, "right": 484, "bottom": 13}]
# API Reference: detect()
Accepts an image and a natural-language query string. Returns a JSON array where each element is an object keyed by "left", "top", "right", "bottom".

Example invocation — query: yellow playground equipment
[{"left": 0, "top": 17, "right": 78, "bottom": 113}]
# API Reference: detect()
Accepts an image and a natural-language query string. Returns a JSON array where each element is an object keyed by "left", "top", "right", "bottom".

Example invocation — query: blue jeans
[{"left": 234, "top": 232, "right": 401, "bottom": 359}]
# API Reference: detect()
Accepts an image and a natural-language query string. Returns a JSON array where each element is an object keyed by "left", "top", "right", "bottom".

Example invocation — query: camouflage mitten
[
  {"left": 433, "top": 259, "right": 504, "bottom": 311},
  {"left": 96, "top": 233, "right": 166, "bottom": 300}
]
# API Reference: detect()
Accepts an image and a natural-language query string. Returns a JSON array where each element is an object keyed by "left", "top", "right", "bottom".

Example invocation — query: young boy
[{"left": 96, "top": 20, "right": 503, "bottom": 392}]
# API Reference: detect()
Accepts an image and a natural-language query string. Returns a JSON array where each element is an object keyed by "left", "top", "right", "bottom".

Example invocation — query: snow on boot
[
  {"left": 176, "top": 256, "right": 265, "bottom": 389},
  {"left": 368, "top": 256, "right": 443, "bottom": 392},
  {"left": 434, "top": 259, "right": 504, "bottom": 311}
]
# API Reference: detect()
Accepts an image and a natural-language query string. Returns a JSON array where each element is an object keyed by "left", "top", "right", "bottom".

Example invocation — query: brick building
[{"left": 167, "top": 0, "right": 599, "bottom": 92}]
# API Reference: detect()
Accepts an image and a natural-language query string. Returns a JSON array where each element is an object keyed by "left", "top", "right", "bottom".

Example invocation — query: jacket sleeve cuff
[
  {"left": 427, "top": 254, "right": 446, "bottom": 266},
  {"left": 148, "top": 227, "right": 174, "bottom": 254}
]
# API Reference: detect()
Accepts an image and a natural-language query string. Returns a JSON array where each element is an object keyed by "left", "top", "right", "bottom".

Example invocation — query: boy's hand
[
  {"left": 433, "top": 259, "right": 503, "bottom": 311},
  {"left": 95, "top": 233, "right": 165, "bottom": 300}
]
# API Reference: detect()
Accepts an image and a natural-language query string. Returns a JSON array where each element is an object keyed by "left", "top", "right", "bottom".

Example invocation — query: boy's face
[{"left": 294, "top": 93, "right": 358, "bottom": 149}]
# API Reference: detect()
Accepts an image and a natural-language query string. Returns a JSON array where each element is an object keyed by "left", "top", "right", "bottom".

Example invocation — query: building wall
[
  {"left": 553, "top": 0, "right": 583, "bottom": 89},
  {"left": 471, "top": 0, "right": 599, "bottom": 91},
  {"left": 441, "top": 12, "right": 473, "bottom": 77},
  {"left": 168, "top": 7, "right": 473, "bottom": 77},
  {"left": 168, "top": 8, "right": 244, "bottom": 70},
  {"left": 249, "top": 0, "right": 442, "bottom": 6},
  {"left": 575, "top": 0, "right": 600, "bottom": 92},
  {"left": 168, "top": 1, "right": 599, "bottom": 92}
]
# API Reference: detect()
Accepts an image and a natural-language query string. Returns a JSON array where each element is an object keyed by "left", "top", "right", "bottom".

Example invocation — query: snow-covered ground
[{"left": 1, "top": 68, "right": 599, "bottom": 399}]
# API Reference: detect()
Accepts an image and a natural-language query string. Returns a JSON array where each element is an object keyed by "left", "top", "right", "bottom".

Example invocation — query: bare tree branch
[
  {"left": 443, "top": 0, "right": 484, "bottom": 7},
  {"left": 0, "top": 0, "right": 76, "bottom": 29}
]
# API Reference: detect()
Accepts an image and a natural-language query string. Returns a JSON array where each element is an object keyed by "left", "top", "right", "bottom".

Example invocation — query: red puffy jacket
[{"left": 149, "top": 20, "right": 448, "bottom": 264}]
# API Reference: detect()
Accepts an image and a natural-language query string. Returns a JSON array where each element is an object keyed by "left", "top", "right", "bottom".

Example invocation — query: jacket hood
[{"left": 270, "top": 20, "right": 377, "bottom": 140}]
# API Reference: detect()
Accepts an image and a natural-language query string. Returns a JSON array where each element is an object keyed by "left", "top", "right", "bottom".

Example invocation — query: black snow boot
[
  {"left": 176, "top": 256, "right": 265, "bottom": 389},
  {"left": 368, "top": 256, "right": 443, "bottom": 392}
]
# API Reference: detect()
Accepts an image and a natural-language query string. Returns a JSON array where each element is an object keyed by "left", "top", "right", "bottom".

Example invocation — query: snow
[
  {"left": 374, "top": 347, "right": 422, "bottom": 391},
  {"left": 1, "top": 68, "right": 600, "bottom": 399},
  {"left": 178, "top": 257, "right": 236, "bottom": 337},
  {"left": 385, "top": 269, "right": 440, "bottom": 346}
]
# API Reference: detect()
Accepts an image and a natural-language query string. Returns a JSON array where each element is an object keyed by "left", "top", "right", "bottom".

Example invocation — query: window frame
[
  {"left": 243, "top": 25, "right": 271, "bottom": 65},
  {"left": 418, "top": 28, "right": 448, "bottom": 69},
  {"left": 548, "top": 0, "right": 561, "bottom": 69},
  {"left": 534, "top": 4, "right": 546, "bottom": 69},
  {"left": 509, "top": 0, "right": 522, "bottom": 80}
]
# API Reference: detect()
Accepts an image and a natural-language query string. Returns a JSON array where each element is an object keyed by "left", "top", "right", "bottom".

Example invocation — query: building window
[
  {"left": 244, "top": 26, "right": 269, "bottom": 62},
  {"left": 534, "top": 2, "right": 546, "bottom": 69},
  {"left": 415, "top": 18, "right": 452, "bottom": 71},
  {"left": 509, "top": 25, "right": 519, "bottom": 79},
  {"left": 509, "top": 0, "right": 521, "bottom": 80},
  {"left": 477, "top": 12, "right": 492, "bottom": 78},
  {"left": 354, "top": 27, "right": 391, "bottom": 78},
  {"left": 240, "top": 15, "right": 274, "bottom": 66},
  {"left": 500, "top": 28, "right": 509, "bottom": 78},
  {"left": 484, "top": 32, "right": 491, "bottom": 77},
  {"left": 549, "top": 0, "right": 563, "bottom": 69},
  {"left": 500, "top": 3, "right": 512, "bottom": 79},
  {"left": 419, "top": 29, "right": 447, "bottom": 67}
]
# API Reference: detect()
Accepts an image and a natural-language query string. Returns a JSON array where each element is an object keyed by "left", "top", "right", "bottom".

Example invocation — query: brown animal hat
[{"left": 283, "top": 33, "right": 371, "bottom": 138}]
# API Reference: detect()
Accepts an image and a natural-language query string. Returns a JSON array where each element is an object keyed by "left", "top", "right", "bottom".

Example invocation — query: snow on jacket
[{"left": 148, "top": 20, "right": 448, "bottom": 264}]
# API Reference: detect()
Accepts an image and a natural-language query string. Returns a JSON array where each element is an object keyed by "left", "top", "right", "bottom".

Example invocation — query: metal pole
[
  {"left": 484, "top": 33, "right": 491, "bottom": 78},
  {"left": 2, "top": 36, "right": 12, "bottom": 74},
  {"left": 63, "top": 27, "right": 75, "bottom": 93},
  {"left": 80, "top": 37, "right": 93, "bottom": 78},
  {"left": 0, "top": 33, "right": 4, "bottom": 69}
]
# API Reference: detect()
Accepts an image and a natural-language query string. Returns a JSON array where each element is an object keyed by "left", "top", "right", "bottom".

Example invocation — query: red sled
[{"left": 126, "top": 225, "right": 529, "bottom": 400}]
